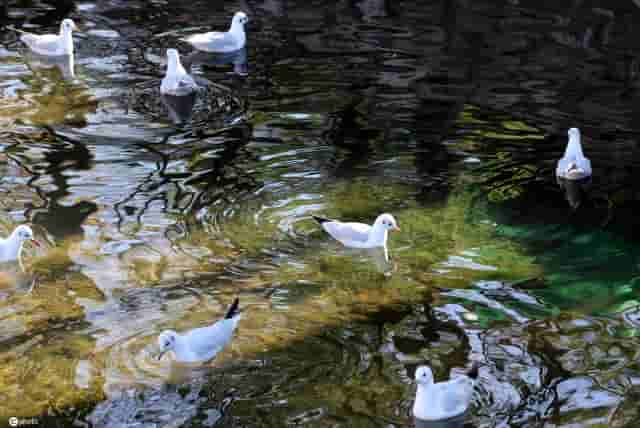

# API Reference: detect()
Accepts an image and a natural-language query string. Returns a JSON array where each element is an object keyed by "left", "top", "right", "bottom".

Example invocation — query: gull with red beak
[
  {"left": 312, "top": 213, "right": 400, "bottom": 249},
  {"left": 0, "top": 225, "right": 41, "bottom": 263}
]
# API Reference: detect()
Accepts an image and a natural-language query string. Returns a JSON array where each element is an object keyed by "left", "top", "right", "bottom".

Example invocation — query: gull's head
[
  {"left": 157, "top": 330, "right": 178, "bottom": 360},
  {"left": 415, "top": 365, "right": 434, "bottom": 385},
  {"left": 568, "top": 127, "right": 580, "bottom": 140},
  {"left": 61, "top": 19, "right": 78, "bottom": 33},
  {"left": 13, "top": 225, "right": 40, "bottom": 247},
  {"left": 166, "top": 48, "right": 181, "bottom": 67},
  {"left": 375, "top": 213, "right": 400, "bottom": 232},
  {"left": 233, "top": 11, "right": 249, "bottom": 26},
  {"left": 167, "top": 48, "right": 179, "bottom": 61}
]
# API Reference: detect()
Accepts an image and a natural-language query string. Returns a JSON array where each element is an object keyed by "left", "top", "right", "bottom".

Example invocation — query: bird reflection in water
[
  {"left": 557, "top": 175, "right": 592, "bottom": 210},
  {"left": 160, "top": 91, "right": 197, "bottom": 125},
  {"left": 185, "top": 47, "right": 248, "bottom": 76},
  {"left": 414, "top": 412, "right": 468, "bottom": 428},
  {"left": 24, "top": 51, "right": 75, "bottom": 80}
]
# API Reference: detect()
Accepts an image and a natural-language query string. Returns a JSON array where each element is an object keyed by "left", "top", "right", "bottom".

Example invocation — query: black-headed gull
[
  {"left": 413, "top": 365, "right": 478, "bottom": 421},
  {"left": 183, "top": 12, "right": 249, "bottom": 53},
  {"left": 556, "top": 128, "right": 591, "bottom": 180},
  {"left": 160, "top": 49, "right": 198, "bottom": 96},
  {"left": 17, "top": 19, "right": 78, "bottom": 56},
  {"left": 157, "top": 298, "right": 240, "bottom": 363},
  {"left": 312, "top": 213, "right": 399, "bottom": 248},
  {"left": 0, "top": 225, "right": 41, "bottom": 263}
]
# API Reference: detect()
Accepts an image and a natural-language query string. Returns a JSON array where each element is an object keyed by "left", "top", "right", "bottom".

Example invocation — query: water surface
[{"left": 1, "top": 0, "right": 640, "bottom": 426}]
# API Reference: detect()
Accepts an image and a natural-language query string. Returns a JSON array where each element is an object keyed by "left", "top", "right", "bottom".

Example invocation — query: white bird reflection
[
  {"left": 414, "top": 412, "right": 467, "bottom": 428},
  {"left": 25, "top": 51, "right": 75, "bottom": 80},
  {"left": 185, "top": 48, "right": 248, "bottom": 76},
  {"left": 160, "top": 92, "right": 197, "bottom": 125}
]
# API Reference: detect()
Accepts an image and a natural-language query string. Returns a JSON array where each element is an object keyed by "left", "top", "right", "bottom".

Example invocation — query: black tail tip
[
  {"left": 312, "top": 215, "right": 331, "bottom": 225},
  {"left": 467, "top": 363, "right": 480, "bottom": 379},
  {"left": 225, "top": 297, "right": 240, "bottom": 319}
]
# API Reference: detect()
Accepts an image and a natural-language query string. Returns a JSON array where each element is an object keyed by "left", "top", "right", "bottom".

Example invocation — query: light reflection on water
[{"left": 1, "top": 0, "right": 640, "bottom": 426}]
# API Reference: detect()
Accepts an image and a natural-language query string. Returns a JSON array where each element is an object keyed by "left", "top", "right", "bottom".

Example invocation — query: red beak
[{"left": 31, "top": 239, "right": 41, "bottom": 248}]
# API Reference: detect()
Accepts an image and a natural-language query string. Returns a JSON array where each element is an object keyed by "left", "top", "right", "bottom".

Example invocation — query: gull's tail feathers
[
  {"left": 312, "top": 215, "right": 332, "bottom": 225},
  {"left": 224, "top": 298, "right": 240, "bottom": 319}
]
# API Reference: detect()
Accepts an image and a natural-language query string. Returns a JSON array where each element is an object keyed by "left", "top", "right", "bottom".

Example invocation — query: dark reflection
[
  {"left": 414, "top": 413, "right": 467, "bottom": 428},
  {"left": 4, "top": 129, "right": 96, "bottom": 240},
  {"left": 113, "top": 125, "right": 258, "bottom": 235},
  {"left": 128, "top": 77, "right": 244, "bottom": 130},
  {"left": 185, "top": 48, "right": 248, "bottom": 76},
  {"left": 160, "top": 92, "right": 196, "bottom": 125},
  {"left": 557, "top": 176, "right": 592, "bottom": 210}
]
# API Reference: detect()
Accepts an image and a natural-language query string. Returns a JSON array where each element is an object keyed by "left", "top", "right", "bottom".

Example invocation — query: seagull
[
  {"left": 0, "top": 225, "right": 41, "bottom": 263},
  {"left": 16, "top": 18, "right": 78, "bottom": 56},
  {"left": 312, "top": 213, "right": 400, "bottom": 249},
  {"left": 160, "top": 49, "right": 198, "bottom": 96},
  {"left": 413, "top": 365, "right": 478, "bottom": 421},
  {"left": 183, "top": 12, "right": 249, "bottom": 53},
  {"left": 157, "top": 298, "right": 241, "bottom": 363},
  {"left": 556, "top": 127, "right": 592, "bottom": 180}
]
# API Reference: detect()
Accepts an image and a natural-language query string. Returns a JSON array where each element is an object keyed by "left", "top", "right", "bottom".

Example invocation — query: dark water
[{"left": 1, "top": 0, "right": 640, "bottom": 426}]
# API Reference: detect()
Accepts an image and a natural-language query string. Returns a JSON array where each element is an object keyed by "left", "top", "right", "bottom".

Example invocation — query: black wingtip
[
  {"left": 224, "top": 298, "right": 240, "bottom": 319},
  {"left": 312, "top": 215, "right": 331, "bottom": 225},
  {"left": 467, "top": 363, "right": 480, "bottom": 380}
]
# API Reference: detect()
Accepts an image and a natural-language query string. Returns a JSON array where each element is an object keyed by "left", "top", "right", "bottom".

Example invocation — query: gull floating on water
[
  {"left": 413, "top": 365, "right": 478, "bottom": 421},
  {"left": 312, "top": 213, "right": 400, "bottom": 249},
  {"left": 183, "top": 12, "right": 249, "bottom": 53},
  {"left": 157, "top": 298, "right": 241, "bottom": 363},
  {"left": 16, "top": 19, "right": 78, "bottom": 56},
  {"left": 160, "top": 48, "right": 198, "bottom": 96},
  {"left": 0, "top": 225, "right": 41, "bottom": 263},
  {"left": 556, "top": 127, "right": 591, "bottom": 180}
]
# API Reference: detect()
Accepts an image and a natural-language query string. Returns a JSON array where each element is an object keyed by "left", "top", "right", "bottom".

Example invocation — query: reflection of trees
[
  {"left": 3, "top": 128, "right": 97, "bottom": 240},
  {"left": 109, "top": 125, "right": 259, "bottom": 240},
  {"left": 473, "top": 314, "right": 640, "bottom": 426}
]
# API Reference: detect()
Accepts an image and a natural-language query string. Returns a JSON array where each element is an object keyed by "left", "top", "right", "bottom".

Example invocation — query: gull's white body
[
  {"left": 158, "top": 299, "right": 240, "bottom": 363},
  {"left": 160, "top": 49, "right": 198, "bottom": 96},
  {"left": 413, "top": 366, "right": 475, "bottom": 421},
  {"left": 19, "top": 19, "right": 77, "bottom": 56},
  {"left": 314, "top": 213, "right": 399, "bottom": 249},
  {"left": 0, "top": 225, "right": 37, "bottom": 263},
  {"left": 184, "top": 12, "right": 248, "bottom": 53},
  {"left": 556, "top": 128, "right": 592, "bottom": 180}
]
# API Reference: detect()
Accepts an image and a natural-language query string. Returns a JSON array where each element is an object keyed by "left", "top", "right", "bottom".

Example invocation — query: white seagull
[
  {"left": 556, "top": 127, "right": 592, "bottom": 180},
  {"left": 312, "top": 213, "right": 400, "bottom": 249},
  {"left": 17, "top": 19, "right": 78, "bottom": 56},
  {"left": 413, "top": 365, "right": 478, "bottom": 421},
  {"left": 157, "top": 298, "right": 241, "bottom": 363},
  {"left": 0, "top": 225, "right": 41, "bottom": 263},
  {"left": 183, "top": 12, "right": 249, "bottom": 53},
  {"left": 160, "top": 48, "right": 198, "bottom": 96}
]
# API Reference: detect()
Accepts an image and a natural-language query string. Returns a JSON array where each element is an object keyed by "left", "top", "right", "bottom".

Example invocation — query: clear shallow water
[{"left": 1, "top": 0, "right": 640, "bottom": 426}]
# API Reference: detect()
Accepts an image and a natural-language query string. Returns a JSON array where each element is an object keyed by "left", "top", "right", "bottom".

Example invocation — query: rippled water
[{"left": 2, "top": 0, "right": 640, "bottom": 426}]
